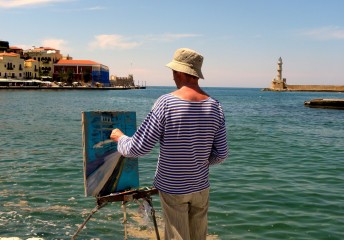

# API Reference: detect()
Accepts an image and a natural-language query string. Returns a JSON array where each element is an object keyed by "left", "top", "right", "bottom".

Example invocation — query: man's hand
[{"left": 110, "top": 128, "right": 125, "bottom": 142}]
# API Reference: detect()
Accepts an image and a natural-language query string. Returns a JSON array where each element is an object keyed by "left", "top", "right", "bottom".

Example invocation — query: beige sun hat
[{"left": 166, "top": 48, "right": 204, "bottom": 79}]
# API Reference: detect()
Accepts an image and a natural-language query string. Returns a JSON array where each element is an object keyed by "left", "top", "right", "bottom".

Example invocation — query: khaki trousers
[{"left": 159, "top": 188, "right": 209, "bottom": 240}]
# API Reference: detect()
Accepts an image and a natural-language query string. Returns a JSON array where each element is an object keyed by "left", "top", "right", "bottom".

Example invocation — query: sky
[{"left": 1, "top": 0, "right": 344, "bottom": 88}]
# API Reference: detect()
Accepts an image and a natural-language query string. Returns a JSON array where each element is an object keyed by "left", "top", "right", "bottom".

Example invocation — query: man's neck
[{"left": 172, "top": 85, "right": 209, "bottom": 101}]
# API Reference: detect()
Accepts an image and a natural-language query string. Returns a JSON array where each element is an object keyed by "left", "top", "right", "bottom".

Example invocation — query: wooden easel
[
  {"left": 79, "top": 112, "right": 159, "bottom": 239},
  {"left": 71, "top": 187, "right": 160, "bottom": 240}
]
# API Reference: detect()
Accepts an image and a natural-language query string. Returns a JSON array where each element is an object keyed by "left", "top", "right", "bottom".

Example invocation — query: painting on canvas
[{"left": 82, "top": 111, "right": 139, "bottom": 197}]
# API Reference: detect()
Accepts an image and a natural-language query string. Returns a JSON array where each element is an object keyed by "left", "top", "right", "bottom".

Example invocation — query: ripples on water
[{"left": 0, "top": 87, "right": 343, "bottom": 239}]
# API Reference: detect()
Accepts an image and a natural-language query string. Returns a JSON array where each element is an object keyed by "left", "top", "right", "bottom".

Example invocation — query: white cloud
[
  {"left": 0, "top": 0, "right": 68, "bottom": 8},
  {"left": 41, "top": 38, "right": 70, "bottom": 53},
  {"left": 89, "top": 33, "right": 201, "bottom": 51},
  {"left": 7, "top": 39, "right": 69, "bottom": 52},
  {"left": 52, "top": 5, "right": 105, "bottom": 12},
  {"left": 85, "top": 6, "right": 104, "bottom": 11},
  {"left": 89, "top": 35, "right": 141, "bottom": 50},
  {"left": 301, "top": 26, "right": 344, "bottom": 40}
]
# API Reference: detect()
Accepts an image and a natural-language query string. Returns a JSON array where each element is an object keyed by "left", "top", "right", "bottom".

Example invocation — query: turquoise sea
[{"left": 0, "top": 87, "right": 343, "bottom": 239}]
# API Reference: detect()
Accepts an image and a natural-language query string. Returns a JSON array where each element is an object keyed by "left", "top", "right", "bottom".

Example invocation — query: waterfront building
[
  {"left": 23, "top": 47, "right": 63, "bottom": 80},
  {"left": 1, "top": 40, "right": 118, "bottom": 87},
  {"left": 8, "top": 46, "right": 24, "bottom": 56},
  {"left": 53, "top": 59, "right": 110, "bottom": 86},
  {"left": 0, "top": 52, "right": 24, "bottom": 80},
  {"left": 24, "top": 59, "right": 39, "bottom": 80}
]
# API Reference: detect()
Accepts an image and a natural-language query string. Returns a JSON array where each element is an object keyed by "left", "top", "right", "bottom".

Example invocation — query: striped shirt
[{"left": 118, "top": 93, "right": 228, "bottom": 194}]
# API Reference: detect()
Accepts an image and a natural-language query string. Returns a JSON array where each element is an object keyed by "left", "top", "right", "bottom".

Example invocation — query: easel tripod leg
[
  {"left": 71, "top": 202, "right": 107, "bottom": 240},
  {"left": 122, "top": 201, "right": 128, "bottom": 240},
  {"left": 145, "top": 197, "right": 160, "bottom": 240}
]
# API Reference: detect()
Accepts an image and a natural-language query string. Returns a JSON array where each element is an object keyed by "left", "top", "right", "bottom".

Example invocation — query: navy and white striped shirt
[{"left": 118, "top": 93, "right": 228, "bottom": 194}]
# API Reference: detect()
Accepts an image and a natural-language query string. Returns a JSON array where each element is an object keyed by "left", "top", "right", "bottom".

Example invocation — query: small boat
[{"left": 304, "top": 98, "right": 344, "bottom": 109}]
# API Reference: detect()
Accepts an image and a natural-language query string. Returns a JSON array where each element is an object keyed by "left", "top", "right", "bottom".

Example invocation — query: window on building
[{"left": 6, "top": 63, "right": 13, "bottom": 70}]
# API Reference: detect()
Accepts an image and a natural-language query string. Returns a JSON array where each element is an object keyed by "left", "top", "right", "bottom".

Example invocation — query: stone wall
[
  {"left": 110, "top": 74, "right": 134, "bottom": 87},
  {"left": 287, "top": 85, "right": 344, "bottom": 91}
]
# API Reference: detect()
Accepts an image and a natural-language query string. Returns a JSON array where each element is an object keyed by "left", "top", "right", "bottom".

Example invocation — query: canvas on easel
[{"left": 81, "top": 111, "right": 139, "bottom": 197}]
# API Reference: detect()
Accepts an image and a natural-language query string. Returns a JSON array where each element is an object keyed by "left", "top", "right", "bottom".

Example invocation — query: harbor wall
[
  {"left": 286, "top": 85, "right": 344, "bottom": 91},
  {"left": 263, "top": 84, "right": 344, "bottom": 92}
]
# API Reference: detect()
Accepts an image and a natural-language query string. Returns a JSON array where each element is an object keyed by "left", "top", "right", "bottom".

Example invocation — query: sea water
[{"left": 0, "top": 87, "right": 343, "bottom": 239}]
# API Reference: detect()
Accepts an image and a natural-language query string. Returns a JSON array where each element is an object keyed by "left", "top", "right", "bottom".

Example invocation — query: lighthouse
[
  {"left": 271, "top": 57, "right": 287, "bottom": 90},
  {"left": 277, "top": 57, "right": 282, "bottom": 81},
  {"left": 263, "top": 57, "right": 344, "bottom": 92}
]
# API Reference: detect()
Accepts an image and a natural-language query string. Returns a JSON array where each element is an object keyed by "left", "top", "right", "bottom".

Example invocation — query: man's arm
[{"left": 208, "top": 120, "right": 229, "bottom": 165}]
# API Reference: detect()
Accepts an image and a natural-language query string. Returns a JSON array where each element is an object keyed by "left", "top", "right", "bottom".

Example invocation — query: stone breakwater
[
  {"left": 263, "top": 84, "right": 344, "bottom": 92},
  {"left": 304, "top": 98, "right": 344, "bottom": 109}
]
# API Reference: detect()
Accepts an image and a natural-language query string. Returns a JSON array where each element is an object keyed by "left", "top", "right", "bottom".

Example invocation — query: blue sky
[{"left": 1, "top": 0, "right": 344, "bottom": 87}]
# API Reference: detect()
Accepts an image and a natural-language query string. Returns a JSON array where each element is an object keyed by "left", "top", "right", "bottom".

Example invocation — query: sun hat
[{"left": 166, "top": 48, "right": 204, "bottom": 79}]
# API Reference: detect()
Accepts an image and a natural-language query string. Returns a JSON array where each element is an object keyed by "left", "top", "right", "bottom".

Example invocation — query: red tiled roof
[
  {"left": 9, "top": 46, "right": 23, "bottom": 50},
  {"left": 25, "top": 59, "right": 37, "bottom": 62},
  {"left": 31, "top": 47, "right": 58, "bottom": 52},
  {"left": 42, "top": 47, "right": 56, "bottom": 50},
  {"left": 0, "top": 52, "right": 19, "bottom": 57},
  {"left": 56, "top": 59, "right": 100, "bottom": 65}
]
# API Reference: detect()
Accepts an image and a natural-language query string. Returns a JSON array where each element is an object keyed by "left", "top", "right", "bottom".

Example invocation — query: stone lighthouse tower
[
  {"left": 271, "top": 57, "right": 287, "bottom": 90},
  {"left": 277, "top": 57, "right": 282, "bottom": 81}
]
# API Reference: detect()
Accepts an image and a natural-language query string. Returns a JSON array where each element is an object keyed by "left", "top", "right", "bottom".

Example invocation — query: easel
[
  {"left": 80, "top": 111, "right": 159, "bottom": 239},
  {"left": 71, "top": 187, "right": 160, "bottom": 240}
]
